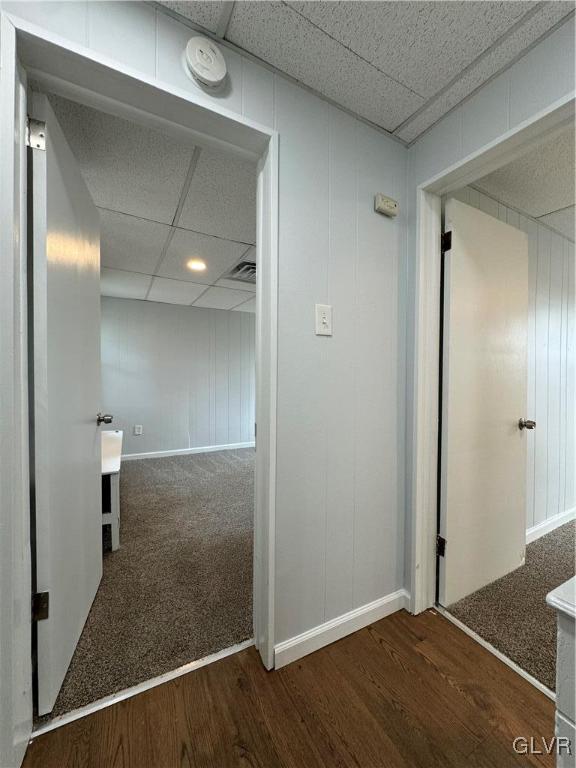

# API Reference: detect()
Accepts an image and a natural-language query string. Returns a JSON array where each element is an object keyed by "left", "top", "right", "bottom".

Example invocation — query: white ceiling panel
[
  {"left": 226, "top": 1, "right": 424, "bottom": 132},
  {"left": 215, "top": 277, "right": 256, "bottom": 293},
  {"left": 101, "top": 268, "right": 152, "bottom": 299},
  {"left": 99, "top": 209, "right": 170, "bottom": 273},
  {"left": 178, "top": 149, "right": 257, "bottom": 243},
  {"left": 538, "top": 207, "right": 575, "bottom": 241},
  {"left": 288, "top": 1, "right": 532, "bottom": 99},
  {"left": 157, "top": 228, "right": 247, "bottom": 284},
  {"left": 232, "top": 296, "right": 256, "bottom": 313},
  {"left": 475, "top": 126, "right": 575, "bottom": 217},
  {"left": 50, "top": 95, "right": 193, "bottom": 223},
  {"left": 159, "top": 1, "right": 226, "bottom": 33},
  {"left": 193, "top": 286, "right": 254, "bottom": 310},
  {"left": 147, "top": 276, "right": 208, "bottom": 305},
  {"left": 158, "top": 1, "right": 572, "bottom": 142},
  {"left": 395, "top": 2, "right": 575, "bottom": 143}
]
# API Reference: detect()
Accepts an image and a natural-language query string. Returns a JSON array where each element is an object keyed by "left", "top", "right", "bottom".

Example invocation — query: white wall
[
  {"left": 1, "top": 1, "right": 408, "bottom": 648},
  {"left": 449, "top": 187, "right": 575, "bottom": 531},
  {"left": 406, "top": 15, "right": 576, "bottom": 592},
  {"left": 101, "top": 298, "right": 255, "bottom": 456}
]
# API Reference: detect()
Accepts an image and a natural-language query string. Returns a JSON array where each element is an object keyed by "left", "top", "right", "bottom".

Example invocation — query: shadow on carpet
[
  {"left": 39, "top": 448, "right": 254, "bottom": 721},
  {"left": 447, "top": 521, "right": 575, "bottom": 691}
]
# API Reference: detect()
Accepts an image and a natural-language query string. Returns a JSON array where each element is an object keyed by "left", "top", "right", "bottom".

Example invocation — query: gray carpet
[
  {"left": 448, "top": 521, "right": 575, "bottom": 691},
  {"left": 43, "top": 448, "right": 254, "bottom": 719}
]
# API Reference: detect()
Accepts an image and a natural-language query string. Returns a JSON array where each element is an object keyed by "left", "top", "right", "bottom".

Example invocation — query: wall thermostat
[
  {"left": 185, "top": 36, "right": 227, "bottom": 88},
  {"left": 374, "top": 193, "right": 399, "bottom": 218}
]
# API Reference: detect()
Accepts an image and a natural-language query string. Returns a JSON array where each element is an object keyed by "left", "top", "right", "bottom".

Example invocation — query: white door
[
  {"left": 29, "top": 92, "right": 103, "bottom": 715},
  {"left": 439, "top": 199, "right": 529, "bottom": 607}
]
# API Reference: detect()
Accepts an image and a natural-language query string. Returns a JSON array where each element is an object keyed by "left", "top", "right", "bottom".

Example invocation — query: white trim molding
[
  {"left": 526, "top": 508, "right": 576, "bottom": 544},
  {"left": 121, "top": 442, "right": 255, "bottom": 461},
  {"left": 274, "top": 590, "right": 409, "bottom": 669}
]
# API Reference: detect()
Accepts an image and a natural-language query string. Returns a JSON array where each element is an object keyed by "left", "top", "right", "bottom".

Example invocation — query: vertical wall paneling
[
  {"left": 101, "top": 298, "right": 255, "bottom": 456},
  {"left": 448, "top": 189, "right": 575, "bottom": 530}
]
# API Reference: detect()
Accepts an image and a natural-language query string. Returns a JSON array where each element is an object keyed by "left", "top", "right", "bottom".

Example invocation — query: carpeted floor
[
  {"left": 448, "top": 520, "right": 575, "bottom": 691},
  {"left": 42, "top": 448, "right": 254, "bottom": 719}
]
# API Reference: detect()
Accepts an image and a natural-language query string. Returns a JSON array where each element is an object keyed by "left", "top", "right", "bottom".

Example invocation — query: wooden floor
[{"left": 24, "top": 610, "right": 555, "bottom": 768}]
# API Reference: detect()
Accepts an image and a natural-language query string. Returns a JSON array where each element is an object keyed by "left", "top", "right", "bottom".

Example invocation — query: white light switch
[
  {"left": 133, "top": 425, "right": 143, "bottom": 436},
  {"left": 315, "top": 304, "right": 333, "bottom": 336}
]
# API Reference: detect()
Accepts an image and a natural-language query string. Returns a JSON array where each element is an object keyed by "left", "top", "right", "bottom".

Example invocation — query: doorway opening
[
  {"left": 28, "top": 85, "right": 267, "bottom": 727},
  {"left": 435, "top": 124, "right": 575, "bottom": 694}
]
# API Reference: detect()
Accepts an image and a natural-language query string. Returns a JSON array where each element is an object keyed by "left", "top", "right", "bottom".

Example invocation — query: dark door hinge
[
  {"left": 436, "top": 536, "right": 446, "bottom": 558},
  {"left": 441, "top": 231, "right": 452, "bottom": 253},
  {"left": 26, "top": 117, "right": 46, "bottom": 151},
  {"left": 32, "top": 591, "right": 49, "bottom": 621}
]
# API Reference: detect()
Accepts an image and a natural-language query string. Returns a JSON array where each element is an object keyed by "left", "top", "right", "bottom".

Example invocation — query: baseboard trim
[
  {"left": 526, "top": 507, "right": 575, "bottom": 544},
  {"left": 32, "top": 639, "right": 255, "bottom": 737},
  {"left": 122, "top": 442, "right": 255, "bottom": 461},
  {"left": 436, "top": 606, "right": 555, "bottom": 701},
  {"left": 274, "top": 589, "right": 409, "bottom": 669}
]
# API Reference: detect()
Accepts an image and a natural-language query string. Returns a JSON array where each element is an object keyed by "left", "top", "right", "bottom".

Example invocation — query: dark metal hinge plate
[
  {"left": 32, "top": 591, "right": 49, "bottom": 621},
  {"left": 441, "top": 231, "right": 452, "bottom": 253},
  {"left": 436, "top": 536, "right": 446, "bottom": 558}
]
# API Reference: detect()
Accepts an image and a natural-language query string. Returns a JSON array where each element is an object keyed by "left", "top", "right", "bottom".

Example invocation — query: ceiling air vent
[{"left": 224, "top": 260, "right": 256, "bottom": 285}]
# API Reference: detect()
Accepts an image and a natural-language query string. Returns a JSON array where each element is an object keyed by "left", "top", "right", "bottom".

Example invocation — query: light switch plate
[
  {"left": 315, "top": 304, "right": 333, "bottom": 336},
  {"left": 133, "top": 424, "right": 143, "bottom": 436}
]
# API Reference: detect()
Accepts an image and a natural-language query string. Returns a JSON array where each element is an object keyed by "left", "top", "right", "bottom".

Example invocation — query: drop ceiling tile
[
  {"left": 232, "top": 296, "right": 256, "bottom": 313},
  {"left": 226, "top": 1, "right": 424, "bottom": 132},
  {"left": 538, "top": 207, "right": 575, "bottom": 241},
  {"left": 178, "top": 148, "right": 257, "bottom": 243},
  {"left": 157, "top": 228, "right": 247, "bottom": 285},
  {"left": 99, "top": 209, "right": 170, "bottom": 274},
  {"left": 158, "top": 1, "right": 226, "bottom": 33},
  {"left": 215, "top": 278, "right": 256, "bottom": 293},
  {"left": 475, "top": 126, "right": 575, "bottom": 218},
  {"left": 100, "top": 268, "right": 152, "bottom": 299},
  {"left": 147, "top": 277, "right": 207, "bottom": 305},
  {"left": 288, "top": 1, "right": 532, "bottom": 99},
  {"left": 193, "top": 286, "right": 254, "bottom": 310},
  {"left": 49, "top": 95, "right": 193, "bottom": 224},
  {"left": 395, "top": 3, "right": 574, "bottom": 143}
]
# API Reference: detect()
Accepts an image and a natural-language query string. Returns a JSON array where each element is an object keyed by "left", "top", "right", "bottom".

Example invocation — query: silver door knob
[
  {"left": 97, "top": 413, "right": 113, "bottom": 425},
  {"left": 518, "top": 418, "right": 536, "bottom": 430}
]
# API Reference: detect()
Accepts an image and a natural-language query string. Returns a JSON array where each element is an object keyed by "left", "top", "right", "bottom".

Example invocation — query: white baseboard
[
  {"left": 526, "top": 507, "right": 575, "bottom": 544},
  {"left": 122, "top": 441, "right": 255, "bottom": 461},
  {"left": 274, "top": 589, "right": 409, "bottom": 669}
]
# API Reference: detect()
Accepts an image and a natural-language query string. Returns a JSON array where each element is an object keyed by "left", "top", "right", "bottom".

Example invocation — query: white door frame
[
  {"left": 410, "top": 93, "right": 575, "bottom": 615},
  {"left": 0, "top": 11, "right": 278, "bottom": 756}
]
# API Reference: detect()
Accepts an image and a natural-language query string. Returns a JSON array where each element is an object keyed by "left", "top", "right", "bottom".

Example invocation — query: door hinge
[
  {"left": 26, "top": 118, "right": 46, "bottom": 151},
  {"left": 436, "top": 535, "right": 446, "bottom": 558},
  {"left": 441, "top": 231, "right": 452, "bottom": 253},
  {"left": 32, "top": 591, "right": 49, "bottom": 621}
]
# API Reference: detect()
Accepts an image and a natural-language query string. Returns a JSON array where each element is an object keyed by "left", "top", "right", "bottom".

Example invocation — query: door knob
[
  {"left": 518, "top": 418, "right": 536, "bottom": 430},
  {"left": 97, "top": 413, "right": 113, "bottom": 425}
]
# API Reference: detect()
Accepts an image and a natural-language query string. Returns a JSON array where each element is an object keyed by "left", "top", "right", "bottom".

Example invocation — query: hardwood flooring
[{"left": 23, "top": 610, "right": 555, "bottom": 768}]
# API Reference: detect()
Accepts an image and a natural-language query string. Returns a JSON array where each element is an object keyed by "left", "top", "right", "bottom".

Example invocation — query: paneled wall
[
  {"left": 449, "top": 188, "right": 575, "bottom": 530},
  {"left": 101, "top": 298, "right": 255, "bottom": 456},
  {"left": 5, "top": 0, "right": 408, "bottom": 646}
]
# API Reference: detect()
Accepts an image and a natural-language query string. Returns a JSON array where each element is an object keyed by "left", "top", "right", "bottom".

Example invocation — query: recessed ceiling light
[{"left": 186, "top": 258, "right": 207, "bottom": 272}]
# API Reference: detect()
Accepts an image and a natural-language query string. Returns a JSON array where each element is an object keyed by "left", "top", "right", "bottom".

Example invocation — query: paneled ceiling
[
  {"left": 157, "top": 1, "right": 574, "bottom": 143},
  {"left": 51, "top": 95, "right": 257, "bottom": 313},
  {"left": 475, "top": 125, "right": 575, "bottom": 240}
]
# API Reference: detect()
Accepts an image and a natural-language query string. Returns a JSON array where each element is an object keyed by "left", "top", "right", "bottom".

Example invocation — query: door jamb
[{"left": 410, "top": 93, "right": 575, "bottom": 615}]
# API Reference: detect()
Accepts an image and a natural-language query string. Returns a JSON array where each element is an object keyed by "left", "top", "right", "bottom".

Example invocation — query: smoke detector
[{"left": 185, "top": 36, "right": 227, "bottom": 88}]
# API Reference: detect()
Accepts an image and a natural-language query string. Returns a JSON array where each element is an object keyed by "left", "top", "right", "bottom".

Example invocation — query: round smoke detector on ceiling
[{"left": 185, "top": 36, "right": 227, "bottom": 88}]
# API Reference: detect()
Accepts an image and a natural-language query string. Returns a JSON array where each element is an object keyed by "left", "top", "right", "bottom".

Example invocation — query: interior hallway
[
  {"left": 41, "top": 449, "right": 254, "bottom": 719},
  {"left": 26, "top": 610, "right": 555, "bottom": 768}
]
